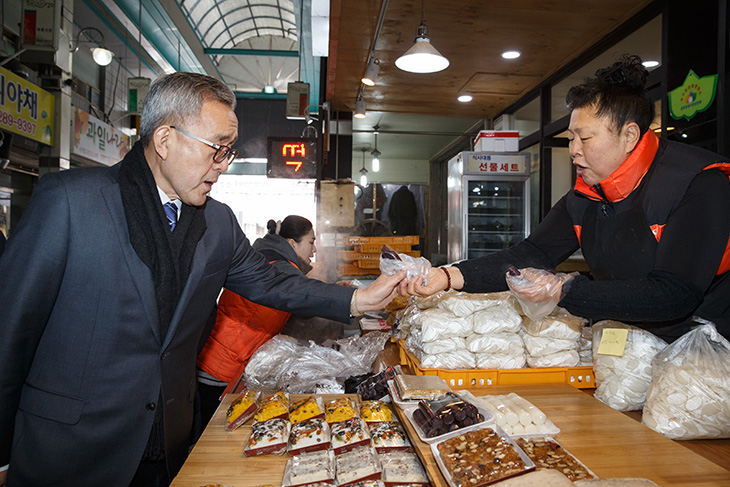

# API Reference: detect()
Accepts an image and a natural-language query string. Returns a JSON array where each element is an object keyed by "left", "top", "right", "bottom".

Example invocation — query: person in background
[
  {"left": 196, "top": 215, "right": 317, "bottom": 426},
  {"left": 0, "top": 72, "right": 403, "bottom": 487},
  {"left": 400, "top": 54, "right": 730, "bottom": 343},
  {"left": 388, "top": 185, "right": 418, "bottom": 236}
]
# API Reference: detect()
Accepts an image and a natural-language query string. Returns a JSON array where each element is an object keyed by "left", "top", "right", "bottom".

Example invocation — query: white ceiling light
[
  {"left": 355, "top": 97, "right": 367, "bottom": 119},
  {"left": 371, "top": 127, "right": 381, "bottom": 172},
  {"left": 395, "top": 1, "right": 449, "bottom": 74},
  {"left": 362, "top": 59, "right": 380, "bottom": 86},
  {"left": 458, "top": 94, "right": 473, "bottom": 103},
  {"left": 501, "top": 50, "right": 521, "bottom": 59},
  {"left": 642, "top": 60, "right": 660, "bottom": 68},
  {"left": 359, "top": 148, "right": 369, "bottom": 186}
]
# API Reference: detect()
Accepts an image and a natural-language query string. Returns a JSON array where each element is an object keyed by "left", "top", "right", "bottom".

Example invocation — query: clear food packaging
[
  {"left": 368, "top": 421, "right": 411, "bottom": 452},
  {"left": 254, "top": 391, "right": 290, "bottom": 422},
  {"left": 393, "top": 374, "right": 452, "bottom": 401},
  {"left": 330, "top": 417, "right": 372, "bottom": 454},
  {"left": 224, "top": 389, "right": 260, "bottom": 432},
  {"left": 432, "top": 425, "right": 535, "bottom": 487},
  {"left": 325, "top": 397, "right": 359, "bottom": 423},
  {"left": 358, "top": 366, "right": 399, "bottom": 401},
  {"left": 335, "top": 445, "right": 383, "bottom": 486},
  {"left": 289, "top": 395, "right": 325, "bottom": 424},
  {"left": 379, "top": 451, "right": 429, "bottom": 485},
  {"left": 283, "top": 449, "right": 335, "bottom": 487},
  {"left": 513, "top": 436, "right": 596, "bottom": 481},
  {"left": 404, "top": 392, "right": 493, "bottom": 443},
  {"left": 287, "top": 417, "right": 331, "bottom": 456},
  {"left": 243, "top": 418, "right": 290, "bottom": 457},
  {"left": 467, "top": 391, "right": 559, "bottom": 437},
  {"left": 359, "top": 400, "right": 394, "bottom": 422}
]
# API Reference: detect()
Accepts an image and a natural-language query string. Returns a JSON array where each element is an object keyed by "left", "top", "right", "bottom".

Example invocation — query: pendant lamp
[
  {"left": 359, "top": 148, "right": 368, "bottom": 186},
  {"left": 371, "top": 127, "right": 381, "bottom": 172},
  {"left": 395, "top": 0, "right": 449, "bottom": 74}
]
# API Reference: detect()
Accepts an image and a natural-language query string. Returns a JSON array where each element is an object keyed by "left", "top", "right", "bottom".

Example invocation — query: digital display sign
[{"left": 267, "top": 137, "right": 318, "bottom": 179}]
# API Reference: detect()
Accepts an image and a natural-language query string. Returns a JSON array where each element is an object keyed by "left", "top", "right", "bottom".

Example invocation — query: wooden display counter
[{"left": 171, "top": 385, "right": 730, "bottom": 487}]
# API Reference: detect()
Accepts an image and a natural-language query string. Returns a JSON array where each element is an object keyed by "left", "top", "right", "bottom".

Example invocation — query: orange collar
[{"left": 574, "top": 131, "right": 660, "bottom": 202}]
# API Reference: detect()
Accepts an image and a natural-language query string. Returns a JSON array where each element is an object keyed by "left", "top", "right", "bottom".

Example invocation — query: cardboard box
[{"left": 474, "top": 130, "right": 520, "bottom": 152}]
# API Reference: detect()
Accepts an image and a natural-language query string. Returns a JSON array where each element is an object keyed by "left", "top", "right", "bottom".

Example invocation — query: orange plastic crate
[
  {"left": 355, "top": 243, "right": 412, "bottom": 253},
  {"left": 398, "top": 341, "right": 594, "bottom": 389}
]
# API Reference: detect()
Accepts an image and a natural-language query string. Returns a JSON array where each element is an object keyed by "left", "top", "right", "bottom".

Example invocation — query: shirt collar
[{"left": 157, "top": 186, "right": 181, "bottom": 214}]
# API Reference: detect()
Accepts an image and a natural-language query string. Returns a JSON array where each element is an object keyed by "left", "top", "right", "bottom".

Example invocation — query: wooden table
[{"left": 171, "top": 385, "right": 730, "bottom": 487}]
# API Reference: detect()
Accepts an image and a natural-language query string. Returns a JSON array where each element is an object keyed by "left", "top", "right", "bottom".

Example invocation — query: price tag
[{"left": 596, "top": 328, "right": 629, "bottom": 356}]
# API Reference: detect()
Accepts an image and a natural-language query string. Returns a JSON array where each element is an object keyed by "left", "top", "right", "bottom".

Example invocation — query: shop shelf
[{"left": 343, "top": 235, "right": 420, "bottom": 246}]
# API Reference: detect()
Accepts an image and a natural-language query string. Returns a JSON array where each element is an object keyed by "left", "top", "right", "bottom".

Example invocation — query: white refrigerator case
[{"left": 447, "top": 151, "right": 531, "bottom": 262}]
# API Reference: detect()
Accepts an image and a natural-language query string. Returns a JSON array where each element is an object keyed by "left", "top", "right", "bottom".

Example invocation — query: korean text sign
[{"left": 0, "top": 66, "right": 55, "bottom": 145}]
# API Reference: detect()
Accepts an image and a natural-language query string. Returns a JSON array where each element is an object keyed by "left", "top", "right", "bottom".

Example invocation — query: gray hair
[{"left": 139, "top": 72, "right": 236, "bottom": 147}]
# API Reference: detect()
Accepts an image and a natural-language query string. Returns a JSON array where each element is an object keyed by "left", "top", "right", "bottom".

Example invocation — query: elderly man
[{"left": 0, "top": 72, "right": 402, "bottom": 487}]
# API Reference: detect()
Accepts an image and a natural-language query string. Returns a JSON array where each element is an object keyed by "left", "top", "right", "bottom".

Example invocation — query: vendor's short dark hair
[{"left": 566, "top": 54, "right": 654, "bottom": 135}]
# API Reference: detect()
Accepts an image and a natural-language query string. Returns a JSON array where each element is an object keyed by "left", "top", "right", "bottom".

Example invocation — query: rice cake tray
[{"left": 431, "top": 425, "right": 535, "bottom": 487}]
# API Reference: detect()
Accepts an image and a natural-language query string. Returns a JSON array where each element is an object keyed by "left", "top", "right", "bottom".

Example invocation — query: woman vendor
[{"left": 400, "top": 55, "right": 730, "bottom": 343}]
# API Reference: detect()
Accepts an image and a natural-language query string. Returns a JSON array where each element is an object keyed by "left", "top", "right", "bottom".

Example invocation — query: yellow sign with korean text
[{"left": 0, "top": 66, "right": 54, "bottom": 145}]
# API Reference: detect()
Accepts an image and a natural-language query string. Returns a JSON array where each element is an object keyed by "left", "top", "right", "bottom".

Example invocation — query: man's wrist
[{"left": 350, "top": 289, "right": 363, "bottom": 317}]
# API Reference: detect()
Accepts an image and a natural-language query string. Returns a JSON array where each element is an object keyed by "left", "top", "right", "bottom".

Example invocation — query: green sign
[{"left": 668, "top": 70, "right": 718, "bottom": 120}]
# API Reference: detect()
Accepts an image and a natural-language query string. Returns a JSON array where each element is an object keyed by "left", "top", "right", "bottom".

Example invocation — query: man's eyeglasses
[{"left": 170, "top": 126, "right": 239, "bottom": 164}]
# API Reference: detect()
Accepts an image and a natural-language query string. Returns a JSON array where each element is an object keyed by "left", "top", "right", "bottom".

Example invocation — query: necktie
[{"left": 164, "top": 201, "right": 178, "bottom": 231}]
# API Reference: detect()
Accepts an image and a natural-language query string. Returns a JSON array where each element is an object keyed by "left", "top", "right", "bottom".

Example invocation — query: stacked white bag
[
  {"left": 521, "top": 308, "right": 584, "bottom": 368},
  {"left": 402, "top": 291, "right": 526, "bottom": 370}
]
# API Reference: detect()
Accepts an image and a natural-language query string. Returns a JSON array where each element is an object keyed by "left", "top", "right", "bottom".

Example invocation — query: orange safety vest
[{"left": 197, "top": 260, "right": 298, "bottom": 383}]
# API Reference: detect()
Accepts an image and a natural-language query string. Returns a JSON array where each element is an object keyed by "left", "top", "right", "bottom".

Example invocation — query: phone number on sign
[{"left": 0, "top": 110, "right": 37, "bottom": 135}]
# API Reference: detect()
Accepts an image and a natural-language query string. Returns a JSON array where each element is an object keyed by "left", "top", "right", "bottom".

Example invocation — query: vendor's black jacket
[{"left": 455, "top": 132, "right": 730, "bottom": 342}]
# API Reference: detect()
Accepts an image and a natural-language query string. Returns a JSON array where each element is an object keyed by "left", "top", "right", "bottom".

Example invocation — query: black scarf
[{"left": 118, "top": 141, "right": 207, "bottom": 460}]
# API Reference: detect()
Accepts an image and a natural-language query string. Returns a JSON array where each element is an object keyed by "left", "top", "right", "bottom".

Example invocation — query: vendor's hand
[
  {"left": 398, "top": 266, "right": 464, "bottom": 297},
  {"left": 0, "top": 469, "right": 7, "bottom": 487},
  {"left": 505, "top": 267, "right": 570, "bottom": 302},
  {"left": 355, "top": 270, "right": 407, "bottom": 312}
]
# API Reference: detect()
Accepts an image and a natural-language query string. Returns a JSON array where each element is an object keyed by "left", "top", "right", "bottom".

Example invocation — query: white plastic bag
[
  {"left": 526, "top": 349, "right": 579, "bottom": 368},
  {"left": 437, "top": 291, "right": 505, "bottom": 317},
  {"left": 505, "top": 267, "right": 575, "bottom": 320},
  {"left": 591, "top": 321, "right": 667, "bottom": 412},
  {"left": 474, "top": 352, "right": 526, "bottom": 370},
  {"left": 472, "top": 304, "right": 523, "bottom": 334},
  {"left": 642, "top": 320, "right": 730, "bottom": 439},
  {"left": 417, "top": 308, "right": 473, "bottom": 342},
  {"left": 465, "top": 332, "right": 524, "bottom": 355},
  {"left": 523, "top": 308, "right": 585, "bottom": 340},
  {"left": 419, "top": 349, "right": 476, "bottom": 369}
]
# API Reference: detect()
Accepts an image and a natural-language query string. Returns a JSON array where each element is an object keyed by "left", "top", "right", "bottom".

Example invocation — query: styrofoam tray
[
  {"left": 401, "top": 394, "right": 496, "bottom": 444},
  {"left": 459, "top": 390, "right": 560, "bottom": 437},
  {"left": 512, "top": 436, "right": 597, "bottom": 481}
]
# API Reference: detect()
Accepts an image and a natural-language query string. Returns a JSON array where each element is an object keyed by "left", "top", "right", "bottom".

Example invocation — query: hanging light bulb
[
  {"left": 359, "top": 148, "right": 368, "bottom": 186},
  {"left": 371, "top": 127, "right": 381, "bottom": 172},
  {"left": 395, "top": 0, "right": 449, "bottom": 74}
]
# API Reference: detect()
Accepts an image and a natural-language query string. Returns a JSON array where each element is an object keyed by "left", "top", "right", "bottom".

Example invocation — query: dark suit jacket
[{"left": 0, "top": 161, "right": 353, "bottom": 486}]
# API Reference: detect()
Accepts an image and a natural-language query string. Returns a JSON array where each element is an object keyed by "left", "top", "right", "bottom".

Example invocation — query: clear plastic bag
[
  {"left": 380, "top": 244, "right": 432, "bottom": 283},
  {"left": 437, "top": 291, "right": 506, "bottom": 317},
  {"left": 243, "top": 332, "right": 390, "bottom": 394},
  {"left": 465, "top": 332, "right": 524, "bottom": 355},
  {"left": 642, "top": 319, "right": 730, "bottom": 439},
  {"left": 592, "top": 321, "right": 667, "bottom": 412},
  {"left": 505, "top": 267, "right": 575, "bottom": 320},
  {"left": 523, "top": 308, "right": 585, "bottom": 340}
]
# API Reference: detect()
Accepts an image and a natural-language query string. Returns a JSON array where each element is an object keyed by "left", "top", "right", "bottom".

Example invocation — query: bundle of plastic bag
[
  {"left": 244, "top": 332, "right": 389, "bottom": 393},
  {"left": 526, "top": 349, "right": 579, "bottom": 368},
  {"left": 419, "top": 349, "right": 476, "bottom": 369},
  {"left": 523, "top": 308, "right": 584, "bottom": 340},
  {"left": 466, "top": 332, "right": 524, "bottom": 355},
  {"left": 522, "top": 333, "right": 578, "bottom": 357},
  {"left": 642, "top": 319, "right": 730, "bottom": 439},
  {"left": 417, "top": 308, "right": 473, "bottom": 342},
  {"left": 505, "top": 267, "right": 575, "bottom": 320},
  {"left": 475, "top": 352, "right": 526, "bottom": 369},
  {"left": 472, "top": 301, "right": 523, "bottom": 334},
  {"left": 380, "top": 244, "right": 431, "bottom": 283},
  {"left": 438, "top": 291, "right": 505, "bottom": 317},
  {"left": 592, "top": 321, "right": 667, "bottom": 412},
  {"left": 579, "top": 325, "right": 593, "bottom": 366}
]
